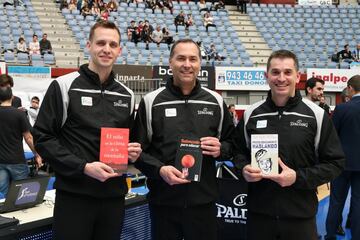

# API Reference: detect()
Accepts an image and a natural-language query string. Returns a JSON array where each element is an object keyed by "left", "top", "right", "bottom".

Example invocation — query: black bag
[
  {"left": 216, "top": 162, "right": 248, "bottom": 240},
  {"left": 0, "top": 215, "right": 19, "bottom": 229}
]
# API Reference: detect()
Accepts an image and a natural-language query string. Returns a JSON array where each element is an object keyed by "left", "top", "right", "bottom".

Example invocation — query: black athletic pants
[
  {"left": 150, "top": 202, "right": 218, "bottom": 240},
  {"left": 53, "top": 190, "right": 125, "bottom": 240}
]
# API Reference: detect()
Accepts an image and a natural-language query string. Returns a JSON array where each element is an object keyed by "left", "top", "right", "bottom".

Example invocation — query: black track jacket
[
  {"left": 133, "top": 77, "right": 234, "bottom": 207},
  {"left": 34, "top": 64, "right": 135, "bottom": 198},
  {"left": 232, "top": 90, "right": 345, "bottom": 219}
]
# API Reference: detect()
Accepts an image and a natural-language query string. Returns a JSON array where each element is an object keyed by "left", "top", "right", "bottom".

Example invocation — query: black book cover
[{"left": 174, "top": 138, "right": 203, "bottom": 182}]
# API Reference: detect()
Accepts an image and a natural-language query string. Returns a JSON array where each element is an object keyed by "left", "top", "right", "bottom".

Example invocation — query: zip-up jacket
[
  {"left": 133, "top": 77, "right": 234, "bottom": 207},
  {"left": 232, "top": 90, "right": 344, "bottom": 218},
  {"left": 33, "top": 64, "right": 135, "bottom": 198}
]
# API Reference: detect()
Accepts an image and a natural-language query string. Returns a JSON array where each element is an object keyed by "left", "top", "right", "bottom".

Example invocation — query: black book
[{"left": 174, "top": 138, "right": 203, "bottom": 182}]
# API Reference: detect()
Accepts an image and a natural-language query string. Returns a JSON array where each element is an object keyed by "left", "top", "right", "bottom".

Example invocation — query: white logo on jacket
[
  {"left": 197, "top": 107, "right": 214, "bottom": 116},
  {"left": 290, "top": 120, "right": 308, "bottom": 128},
  {"left": 113, "top": 100, "right": 128, "bottom": 108}
]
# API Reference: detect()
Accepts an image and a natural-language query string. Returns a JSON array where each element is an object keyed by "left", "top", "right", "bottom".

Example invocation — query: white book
[{"left": 251, "top": 134, "right": 278, "bottom": 175}]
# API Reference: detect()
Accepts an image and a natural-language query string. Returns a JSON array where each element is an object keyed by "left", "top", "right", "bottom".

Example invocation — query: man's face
[
  {"left": 31, "top": 99, "right": 40, "bottom": 109},
  {"left": 87, "top": 27, "right": 121, "bottom": 71},
  {"left": 266, "top": 58, "right": 300, "bottom": 100},
  {"left": 258, "top": 158, "right": 272, "bottom": 174},
  {"left": 307, "top": 82, "right": 324, "bottom": 102},
  {"left": 169, "top": 42, "right": 201, "bottom": 88},
  {"left": 42, "top": 34, "right": 47, "bottom": 40}
]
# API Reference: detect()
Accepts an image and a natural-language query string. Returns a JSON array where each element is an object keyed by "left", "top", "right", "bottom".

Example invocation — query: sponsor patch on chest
[
  {"left": 197, "top": 107, "right": 214, "bottom": 116},
  {"left": 256, "top": 120, "right": 267, "bottom": 128},
  {"left": 290, "top": 119, "right": 309, "bottom": 128},
  {"left": 81, "top": 96, "right": 93, "bottom": 106},
  {"left": 165, "top": 108, "right": 177, "bottom": 117},
  {"left": 113, "top": 100, "right": 129, "bottom": 108}
]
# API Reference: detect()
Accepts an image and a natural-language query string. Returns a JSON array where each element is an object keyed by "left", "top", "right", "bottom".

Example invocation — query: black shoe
[{"left": 336, "top": 225, "right": 345, "bottom": 236}]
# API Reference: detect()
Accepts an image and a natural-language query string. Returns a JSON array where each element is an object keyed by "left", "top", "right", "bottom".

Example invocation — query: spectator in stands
[
  {"left": 39, "top": 34, "right": 53, "bottom": 55},
  {"left": 163, "top": 0, "right": 173, "bottom": 14},
  {"left": 68, "top": 0, "right": 77, "bottom": 11},
  {"left": 27, "top": 96, "right": 40, "bottom": 126},
  {"left": 91, "top": 2, "right": 101, "bottom": 18},
  {"left": 81, "top": 5, "right": 92, "bottom": 17},
  {"left": 197, "top": 41, "right": 208, "bottom": 60},
  {"left": 208, "top": 43, "right": 225, "bottom": 60},
  {"left": 355, "top": 43, "right": 360, "bottom": 62},
  {"left": 151, "top": 25, "right": 164, "bottom": 46},
  {"left": 141, "top": 24, "right": 152, "bottom": 49},
  {"left": 174, "top": 11, "right": 186, "bottom": 32},
  {"left": 94, "top": 0, "right": 105, "bottom": 10},
  {"left": 198, "top": 0, "right": 209, "bottom": 12},
  {"left": 29, "top": 35, "right": 40, "bottom": 56},
  {"left": 107, "top": 0, "right": 118, "bottom": 11},
  {"left": 16, "top": 37, "right": 28, "bottom": 54},
  {"left": 100, "top": 8, "right": 109, "bottom": 21},
  {"left": 0, "top": 85, "right": 42, "bottom": 197},
  {"left": 156, "top": 0, "right": 165, "bottom": 12},
  {"left": 305, "top": 77, "right": 324, "bottom": 103},
  {"left": 162, "top": 27, "right": 174, "bottom": 47},
  {"left": 144, "top": 20, "right": 154, "bottom": 33},
  {"left": 212, "top": 0, "right": 225, "bottom": 11},
  {"left": 136, "top": 20, "right": 145, "bottom": 41},
  {"left": 337, "top": 44, "right": 356, "bottom": 63},
  {"left": 33, "top": 20, "right": 142, "bottom": 240},
  {"left": 0, "top": 74, "right": 23, "bottom": 109},
  {"left": 145, "top": 0, "right": 157, "bottom": 13},
  {"left": 236, "top": 0, "right": 247, "bottom": 13},
  {"left": 59, "top": 0, "right": 69, "bottom": 10},
  {"left": 127, "top": 20, "right": 138, "bottom": 42},
  {"left": 319, "top": 96, "right": 331, "bottom": 115},
  {"left": 203, "top": 11, "right": 216, "bottom": 32},
  {"left": 185, "top": 13, "right": 194, "bottom": 30}
]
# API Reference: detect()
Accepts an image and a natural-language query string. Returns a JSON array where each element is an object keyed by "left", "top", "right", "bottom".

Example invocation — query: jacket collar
[
  {"left": 166, "top": 77, "right": 201, "bottom": 98},
  {"left": 79, "top": 64, "right": 115, "bottom": 87},
  {"left": 266, "top": 90, "right": 302, "bottom": 110}
]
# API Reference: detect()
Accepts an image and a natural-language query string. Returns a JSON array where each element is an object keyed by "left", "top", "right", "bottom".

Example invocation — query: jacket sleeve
[
  {"left": 33, "top": 80, "right": 87, "bottom": 178},
  {"left": 133, "top": 98, "right": 165, "bottom": 179},
  {"left": 293, "top": 112, "right": 345, "bottom": 189},
  {"left": 219, "top": 101, "right": 235, "bottom": 160},
  {"left": 231, "top": 117, "right": 251, "bottom": 176}
]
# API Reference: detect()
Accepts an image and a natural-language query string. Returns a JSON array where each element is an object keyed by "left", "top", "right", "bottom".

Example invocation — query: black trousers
[
  {"left": 53, "top": 190, "right": 125, "bottom": 240},
  {"left": 150, "top": 202, "right": 218, "bottom": 240},
  {"left": 247, "top": 212, "right": 318, "bottom": 240}
]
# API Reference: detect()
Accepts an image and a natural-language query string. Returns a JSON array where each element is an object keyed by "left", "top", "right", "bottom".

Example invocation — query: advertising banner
[
  {"left": 298, "top": 0, "right": 332, "bottom": 5},
  {"left": 112, "top": 64, "right": 157, "bottom": 92},
  {"left": 215, "top": 66, "right": 268, "bottom": 91},
  {"left": 8, "top": 66, "right": 52, "bottom": 93},
  {"left": 153, "top": 66, "right": 215, "bottom": 89},
  {"left": 307, "top": 68, "right": 360, "bottom": 92}
]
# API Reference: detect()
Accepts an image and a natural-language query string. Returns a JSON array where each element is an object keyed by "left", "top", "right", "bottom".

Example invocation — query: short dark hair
[
  {"left": 347, "top": 75, "right": 360, "bottom": 92},
  {"left": 170, "top": 39, "right": 201, "bottom": 59},
  {"left": 341, "top": 87, "right": 350, "bottom": 103},
  {"left": 31, "top": 96, "right": 40, "bottom": 102},
  {"left": 89, "top": 20, "right": 121, "bottom": 43},
  {"left": 344, "top": 44, "right": 349, "bottom": 49},
  {"left": 267, "top": 49, "right": 299, "bottom": 72},
  {"left": 305, "top": 77, "right": 325, "bottom": 95},
  {"left": 0, "top": 86, "right": 12, "bottom": 102},
  {"left": 228, "top": 103, "right": 235, "bottom": 109},
  {"left": 0, "top": 74, "right": 14, "bottom": 87}
]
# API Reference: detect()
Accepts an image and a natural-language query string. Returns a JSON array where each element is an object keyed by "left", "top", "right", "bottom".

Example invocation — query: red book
[{"left": 99, "top": 128, "right": 129, "bottom": 173}]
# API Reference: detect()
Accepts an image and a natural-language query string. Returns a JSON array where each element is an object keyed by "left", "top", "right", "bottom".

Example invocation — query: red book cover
[{"left": 99, "top": 128, "right": 129, "bottom": 173}]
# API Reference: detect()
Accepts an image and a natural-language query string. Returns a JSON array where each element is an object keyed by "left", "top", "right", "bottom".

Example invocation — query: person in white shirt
[{"left": 29, "top": 34, "right": 40, "bottom": 55}]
